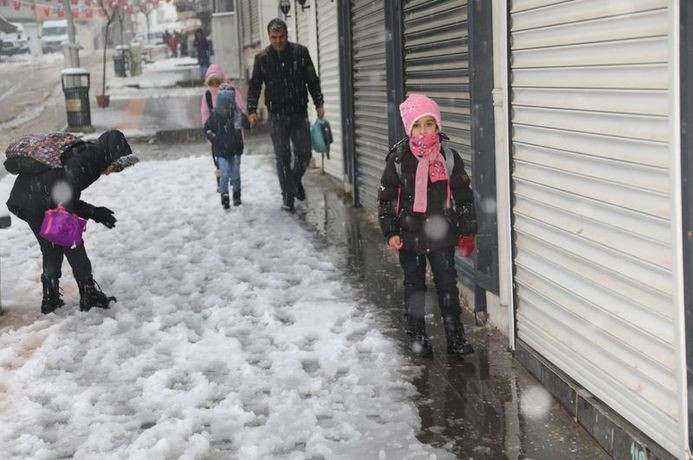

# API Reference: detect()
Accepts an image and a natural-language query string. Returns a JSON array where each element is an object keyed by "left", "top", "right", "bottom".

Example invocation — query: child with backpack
[
  {"left": 204, "top": 83, "right": 247, "bottom": 208},
  {"left": 200, "top": 64, "right": 247, "bottom": 193},
  {"left": 4, "top": 130, "right": 135, "bottom": 315},
  {"left": 377, "top": 94, "right": 477, "bottom": 358}
]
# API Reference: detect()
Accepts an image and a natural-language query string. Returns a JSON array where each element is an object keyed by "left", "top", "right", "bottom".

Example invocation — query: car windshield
[{"left": 43, "top": 27, "right": 67, "bottom": 36}]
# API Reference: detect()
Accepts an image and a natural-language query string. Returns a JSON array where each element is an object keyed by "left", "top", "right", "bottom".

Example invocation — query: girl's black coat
[
  {"left": 377, "top": 135, "right": 477, "bottom": 254},
  {"left": 6, "top": 142, "right": 110, "bottom": 223}
]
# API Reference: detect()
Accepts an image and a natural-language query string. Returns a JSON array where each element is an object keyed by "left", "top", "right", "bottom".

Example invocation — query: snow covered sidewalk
[{"left": 0, "top": 153, "right": 452, "bottom": 459}]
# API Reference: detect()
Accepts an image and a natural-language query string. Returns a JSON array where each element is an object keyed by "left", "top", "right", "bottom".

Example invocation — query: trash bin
[
  {"left": 113, "top": 52, "right": 126, "bottom": 77},
  {"left": 61, "top": 68, "right": 92, "bottom": 131},
  {"left": 113, "top": 45, "right": 131, "bottom": 77}
]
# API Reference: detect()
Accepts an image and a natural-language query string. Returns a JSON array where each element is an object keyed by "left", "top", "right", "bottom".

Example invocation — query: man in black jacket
[{"left": 247, "top": 18, "right": 324, "bottom": 212}]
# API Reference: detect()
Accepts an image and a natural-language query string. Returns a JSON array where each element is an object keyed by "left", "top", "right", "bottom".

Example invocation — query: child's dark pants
[
  {"left": 27, "top": 216, "right": 92, "bottom": 282},
  {"left": 268, "top": 113, "right": 312, "bottom": 202},
  {"left": 398, "top": 247, "right": 462, "bottom": 322}
]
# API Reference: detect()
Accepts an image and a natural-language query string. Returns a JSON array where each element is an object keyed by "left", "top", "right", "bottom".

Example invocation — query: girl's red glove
[{"left": 458, "top": 236, "right": 475, "bottom": 257}]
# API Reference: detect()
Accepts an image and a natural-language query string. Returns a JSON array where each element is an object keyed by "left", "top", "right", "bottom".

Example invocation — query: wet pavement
[
  {"left": 293, "top": 168, "right": 610, "bottom": 460},
  {"left": 124, "top": 133, "right": 610, "bottom": 459}
]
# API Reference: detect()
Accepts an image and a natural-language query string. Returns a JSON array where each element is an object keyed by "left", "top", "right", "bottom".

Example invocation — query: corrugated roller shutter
[
  {"left": 403, "top": 0, "right": 471, "bottom": 169},
  {"left": 295, "top": 1, "right": 310, "bottom": 47},
  {"left": 240, "top": 1, "right": 251, "bottom": 47},
  {"left": 403, "top": 0, "right": 473, "bottom": 274},
  {"left": 250, "top": 1, "right": 259, "bottom": 45},
  {"left": 509, "top": 0, "right": 683, "bottom": 456},
  {"left": 316, "top": 0, "right": 343, "bottom": 180},
  {"left": 351, "top": 0, "right": 388, "bottom": 212}
]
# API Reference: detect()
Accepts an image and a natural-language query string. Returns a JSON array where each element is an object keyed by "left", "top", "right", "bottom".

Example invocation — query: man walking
[{"left": 247, "top": 18, "right": 325, "bottom": 212}]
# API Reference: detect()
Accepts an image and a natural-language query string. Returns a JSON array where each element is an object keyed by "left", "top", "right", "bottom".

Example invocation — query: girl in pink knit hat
[{"left": 377, "top": 93, "right": 477, "bottom": 357}]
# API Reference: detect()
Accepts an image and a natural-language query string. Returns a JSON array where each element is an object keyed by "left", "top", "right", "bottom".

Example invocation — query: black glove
[{"left": 92, "top": 206, "right": 116, "bottom": 229}]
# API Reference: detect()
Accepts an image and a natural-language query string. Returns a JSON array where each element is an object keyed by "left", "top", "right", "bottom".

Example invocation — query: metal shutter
[
  {"left": 351, "top": 0, "right": 387, "bottom": 212},
  {"left": 403, "top": 0, "right": 472, "bottom": 273},
  {"left": 249, "top": 1, "right": 259, "bottom": 45},
  {"left": 240, "top": 1, "right": 251, "bottom": 47},
  {"left": 509, "top": 0, "right": 684, "bottom": 456},
  {"left": 403, "top": 0, "right": 471, "bottom": 172},
  {"left": 316, "top": 0, "right": 343, "bottom": 180},
  {"left": 295, "top": 1, "right": 310, "bottom": 47}
]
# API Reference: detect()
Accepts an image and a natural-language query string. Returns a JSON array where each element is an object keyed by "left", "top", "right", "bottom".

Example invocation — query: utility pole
[{"left": 63, "top": 1, "right": 80, "bottom": 67}]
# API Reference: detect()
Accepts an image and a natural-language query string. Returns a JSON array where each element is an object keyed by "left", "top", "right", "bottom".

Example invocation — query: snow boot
[
  {"left": 443, "top": 315, "right": 474, "bottom": 357},
  {"left": 233, "top": 191, "right": 241, "bottom": 206},
  {"left": 41, "top": 275, "right": 64, "bottom": 314},
  {"left": 78, "top": 278, "right": 116, "bottom": 312},
  {"left": 221, "top": 193, "right": 230, "bottom": 209},
  {"left": 406, "top": 318, "right": 433, "bottom": 357}
]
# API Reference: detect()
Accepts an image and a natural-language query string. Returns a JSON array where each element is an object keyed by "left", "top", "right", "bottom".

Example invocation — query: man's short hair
[{"left": 267, "top": 18, "right": 288, "bottom": 34}]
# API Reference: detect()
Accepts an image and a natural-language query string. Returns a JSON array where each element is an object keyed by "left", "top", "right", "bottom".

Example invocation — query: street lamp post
[{"left": 63, "top": 1, "right": 80, "bottom": 67}]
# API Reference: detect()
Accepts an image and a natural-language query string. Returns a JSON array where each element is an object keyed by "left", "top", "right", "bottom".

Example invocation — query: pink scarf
[{"left": 409, "top": 133, "right": 447, "bottom": 213}]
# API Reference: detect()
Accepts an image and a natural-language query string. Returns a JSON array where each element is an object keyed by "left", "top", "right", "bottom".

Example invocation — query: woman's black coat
[
  {"left": 6, "top": 141, "right": 113, "bottom": 223},
  {"left": 377, "top": 135, "right": 477, "bottom": 254}
]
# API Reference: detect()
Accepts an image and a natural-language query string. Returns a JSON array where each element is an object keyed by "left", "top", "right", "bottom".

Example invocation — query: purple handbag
[{"left": 40, "top": 203, "right": 87, "bottom": 247}]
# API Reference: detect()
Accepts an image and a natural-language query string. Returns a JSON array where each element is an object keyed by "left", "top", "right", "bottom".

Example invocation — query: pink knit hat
[{"left": 399, "top": 93, "right": 442, "bottom": 136}]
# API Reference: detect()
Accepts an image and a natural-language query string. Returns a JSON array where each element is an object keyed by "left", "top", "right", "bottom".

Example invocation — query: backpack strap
[{"left": 205, "top": 90, "right": 213, "bottom": 111}]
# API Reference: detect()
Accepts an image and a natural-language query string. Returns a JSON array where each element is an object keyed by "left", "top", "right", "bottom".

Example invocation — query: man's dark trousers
[{"left": 268, "top": 113, "right": 312, "bottom": 204}]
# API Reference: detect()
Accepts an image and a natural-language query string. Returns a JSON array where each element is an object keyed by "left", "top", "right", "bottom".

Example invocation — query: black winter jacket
[
  {"left": 377, "top": 135, "right": 477, "bottom": 254},
  {"left": 247, "top": 42, "right": 324, "bottom": 116},
  {"left": 204, "top": 112, "right": 244, "bottom": 158},
  {"left": 6, "top": 142, "right": 112, "bottom": 223}
]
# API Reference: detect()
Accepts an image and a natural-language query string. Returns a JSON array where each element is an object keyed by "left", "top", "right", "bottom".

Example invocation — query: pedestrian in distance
[
  {"left": 204, "top": 83, "right": 248, "bottom": 209},
  {"left": 4, "top": 130, "right": 135, "bottom": 315},
  {"left": 193, "top": 28, "right": 210, "bottom": 80},
  {"left": 168, "top": 32, "right": 178, "bottom": 58},
  {"left": 377, "top": 94, "right": 478, "bottom": 358},
  {"left": 247, "top": 18, "right": 325, "bottom": 213}
]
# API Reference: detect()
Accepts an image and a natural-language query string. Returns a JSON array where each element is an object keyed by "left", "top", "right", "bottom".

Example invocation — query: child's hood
[{"left": 204, "top": 64, "right": 225, "bottom": 84}]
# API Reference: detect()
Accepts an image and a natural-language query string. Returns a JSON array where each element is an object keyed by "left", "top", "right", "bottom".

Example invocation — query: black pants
[
  {"left": 399, "top": 247, "right": 461, "bottom": 321},
  {"left": 27, "top": 216, "right": 92, "bottom": 282},
  {"left": 268, "top": 113, "right": 312, "bottom": 202}
]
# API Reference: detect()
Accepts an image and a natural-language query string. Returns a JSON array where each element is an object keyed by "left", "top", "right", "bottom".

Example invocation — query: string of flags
[{"left": 0, "top": 0, "right": 172, "bottom": 20}]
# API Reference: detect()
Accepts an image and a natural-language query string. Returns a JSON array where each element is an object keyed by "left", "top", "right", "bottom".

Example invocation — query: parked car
[
  {"left": 41, "top": 19, "right": 68, "bottom": 53},
  {"left": 0, "top": 23, "right": 30, "bottom": 55}
]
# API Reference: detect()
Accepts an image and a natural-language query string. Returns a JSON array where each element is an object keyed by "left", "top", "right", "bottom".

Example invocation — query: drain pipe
[{"left": 492, "top": 0, "right": 515, "bottom": 350}]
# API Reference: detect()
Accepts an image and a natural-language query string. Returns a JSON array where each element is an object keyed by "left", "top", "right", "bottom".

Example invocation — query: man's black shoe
[
  {"left": 281, "top": 203, "right": 295, "bottom": 213},
  {"left": 295, "top": 180, "right": 306, "bottom": 201}
]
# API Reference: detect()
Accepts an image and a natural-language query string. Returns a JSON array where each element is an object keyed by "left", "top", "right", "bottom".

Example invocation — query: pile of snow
[{"left": 0, "top": 152, "right": 452, "bottom": 459}]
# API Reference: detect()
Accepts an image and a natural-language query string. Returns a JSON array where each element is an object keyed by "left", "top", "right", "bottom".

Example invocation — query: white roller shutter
[
  {"left": 295, "top": 1, "right": 310, "bottom": 47},
  {"left": 316, "top": 0, "right": 343, "bottom": 181},
  {"left": 509, "top": 0, "right": 684, "bottom": 457}
]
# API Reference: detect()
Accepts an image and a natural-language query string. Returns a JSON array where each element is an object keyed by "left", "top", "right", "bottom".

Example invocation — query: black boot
[
  {"left": 295, "top": 178, "right": 306, "bottom": 201},
  {"left": 233, "top": 191, "right": 241, "bottom": 206},
  {"left": 78, "top": 278, "right": 116, "bottom": 312},
  {"left": 221, "top": 193, "right": 230, "bottom": 209},
  {"left": 443, "top": 315, "right": 474, "bottom": 357},
  {"left": 406, "top": 318, "right": 433, "bottom": 357},
  {"left": 41, "top": 275, "right": 64, "bottom": 314},
  {"left": 281, "top": 193, "right": 295, "bottom": 213}
]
